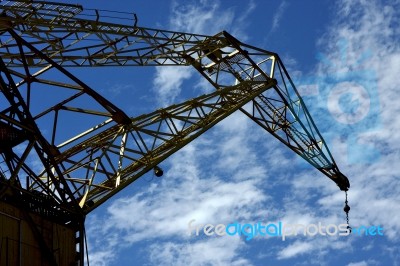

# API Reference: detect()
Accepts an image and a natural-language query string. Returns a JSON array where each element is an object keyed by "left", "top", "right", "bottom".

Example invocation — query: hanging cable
[{"left": 344, "top": 190, "right": 351, "bottom": 233}]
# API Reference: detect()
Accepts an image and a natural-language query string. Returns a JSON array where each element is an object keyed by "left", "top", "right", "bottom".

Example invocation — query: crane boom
[
  {"left": 0, "top": 1, "right": 349, "bottom": 198},
  {"left": 0, "top": 1, "right": 350, "bottom": 264}
]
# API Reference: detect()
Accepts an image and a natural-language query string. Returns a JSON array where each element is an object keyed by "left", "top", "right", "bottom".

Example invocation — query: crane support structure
[{"left": 0, "top": 1, "right": 350, "bottom": 265}]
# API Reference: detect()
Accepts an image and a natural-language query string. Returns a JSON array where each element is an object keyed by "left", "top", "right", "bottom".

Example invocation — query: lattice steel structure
[{"left": 0, "top": 1, "right": 350, "bottom": 265}]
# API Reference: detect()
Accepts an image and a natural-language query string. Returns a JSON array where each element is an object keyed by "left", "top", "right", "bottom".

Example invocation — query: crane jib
[{"left": 0, "top": 1, "right": 351, "bottom": 265}]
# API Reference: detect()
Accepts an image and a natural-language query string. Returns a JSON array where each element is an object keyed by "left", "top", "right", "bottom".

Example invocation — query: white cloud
[
  {"left": 106, "top": 83, "right": 135, "bottom": 98},
  {"left": 148, "top": 238, "right": 250, "bottom": 266},
  {"left": 347, "top": 262, "right": 368, "bottom": 266},
  {"left": 153, "top": 0, "right": 257, "bottom": 106},
  {"left": 271, "top": 1, "right": 288, "bottom": 32},
  {"left": 86, "top": 111, "right": 273, "bottom": 265},
  {"left": 86, "top": 214, "right": 119, "bottom": 265},
  {"left": 275, "top": 0, "right": 400, "bottom": 262},
  {"left": 277, "top": 240, "right": 313, "bottom": 259},
  {"left": 153, "top": 0, "right": 236, "bottom": 106},
  {"left": 87, "top": 0, "right": 400, "bottom": 264},
  {"left": 347, "top": 260, "right": 381, "bottom": 266},
  {"left": 153, "top": 66, "right": 192, "bottom": 106},
  {"left": 312, "top": 0, "right": 400, "bottom": 238},
  {"left": 277, "top": 237, "right": 352, "bottom": 263},
  {"left": 87, "top": 1, "right": 267, "bottom": 263},
  {"left": 87, "top": 250, "right": 115, "bottom": 266},
  {"left": 170, "top": 0, "right": 234, "bottom": 35}
]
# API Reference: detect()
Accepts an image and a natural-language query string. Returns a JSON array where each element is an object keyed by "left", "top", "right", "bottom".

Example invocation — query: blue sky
[{"left": 38, "top": 0, "right": 399, "bottom": 265}]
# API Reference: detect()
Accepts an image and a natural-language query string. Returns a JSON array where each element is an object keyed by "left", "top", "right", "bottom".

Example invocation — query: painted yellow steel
[{"left": 0, "top": 1, "right": 350, "bottom": 264}]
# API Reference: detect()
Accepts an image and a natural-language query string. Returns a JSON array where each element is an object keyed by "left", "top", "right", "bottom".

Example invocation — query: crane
[{"left": 0, "top": 1, "right": 350, "bottom": 265}]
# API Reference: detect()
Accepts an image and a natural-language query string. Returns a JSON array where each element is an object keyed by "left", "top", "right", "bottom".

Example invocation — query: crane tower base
[{"left": 0, "top": 197, "right": 81, "bottom": 265}]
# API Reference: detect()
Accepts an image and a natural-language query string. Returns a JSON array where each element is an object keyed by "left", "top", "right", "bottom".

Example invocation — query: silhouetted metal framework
[{"left": 0, "top": 1, "right": 350, "bottom": 265}]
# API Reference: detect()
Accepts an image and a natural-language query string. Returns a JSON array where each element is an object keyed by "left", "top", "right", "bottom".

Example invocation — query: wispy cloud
[
  {"left": 86, "top": 112, "right": 273, "bottom": 265},
  {"left": 87, "top": 0, "right": 400, "bottom": 264},
  {"left": 107, "top": 83, "right": 135, "bottom": 97},
  {"left": 153, "top": 0, "right": 256, "bottom": 106},
  {"left": 148, "top": 238, "right": 250, "bottom": 266},
  {"left": 347, "top": 261, "right": 369, "bottom": 266},
  {"left": 277, "top": 240, "right": 314, "bottom": 259},
  {"left": 313, "top": 0, "right": 400, "bottom": 231},
  {"left": 153, "top": 66, "right": 193, "bottom": 106},
  {"left": 88, "top": 1, "right": 263, "bottom": 264},
  {"left": 153, "top": 0, "right": 235, "bottom": 106},
  {"left": 271, "top": 1, "right": 288, "bottom": 32},
  {"left": 170, "top": 0, "right": 234, "bottom": 35},
  {"left": 277, "top": 0, "right": 400, "bottom": 261}
]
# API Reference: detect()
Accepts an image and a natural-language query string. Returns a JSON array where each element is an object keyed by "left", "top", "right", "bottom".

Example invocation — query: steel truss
[{"left": 0, "top": 1, "right": 349, "bottom": 264}]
